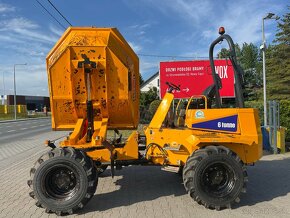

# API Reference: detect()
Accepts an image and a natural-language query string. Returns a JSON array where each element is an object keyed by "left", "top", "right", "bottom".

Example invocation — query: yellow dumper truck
[{"left": 28, "top": 27, "right": 262, "bottom": 215}]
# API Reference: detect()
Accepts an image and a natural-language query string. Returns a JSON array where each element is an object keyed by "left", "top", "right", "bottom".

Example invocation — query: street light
[
  {"left": 14, "top": 63, "right": 27, "bottom": 120},
  {"left": 2, "top": 72, "right": 4, "bottom": 96},
  {"left": 2, "top": 72, "right": 5, "bottom": 105},
  {"left": 261, "top": 13, "right": 279, "bottom": 126}
]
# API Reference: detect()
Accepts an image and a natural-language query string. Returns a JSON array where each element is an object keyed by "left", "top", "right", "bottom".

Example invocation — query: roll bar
[{"left": 209, "top": 28, "right": 245, "bottom": 108}]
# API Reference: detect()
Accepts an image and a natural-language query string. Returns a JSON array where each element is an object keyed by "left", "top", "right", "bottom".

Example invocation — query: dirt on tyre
[
  {"left": 183, "top": 145, "right": 247, "bottom": 210},
  {"left": 27, "top": 147, "right": 97, "bottom": 216}
]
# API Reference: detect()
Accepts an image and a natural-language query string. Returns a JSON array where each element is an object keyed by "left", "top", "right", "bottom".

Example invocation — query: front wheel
[
  {"left": 183, "top": 146, "right": 247, "bottom": 210},
  {"left": 28, "top": 147, "right": 97, "bottom": 216}
]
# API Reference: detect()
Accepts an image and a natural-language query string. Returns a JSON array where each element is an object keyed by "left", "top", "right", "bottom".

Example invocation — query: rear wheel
[
  {"left": 183, "top": 146, "right": 247, "bottom": 210},
  {"left": 28, "top": 147, "right": 97, "bottom": 216}
]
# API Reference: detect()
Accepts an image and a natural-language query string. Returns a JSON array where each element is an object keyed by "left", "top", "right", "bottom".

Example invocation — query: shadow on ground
[
  {"left": 79, "top": 156, "right": 290, "bottom": 213},
  {"left": 79, "top": 165, "right": 186, "bottom": 213},
  {"left": 235, "top": 157, "right": 290, "bottom": 208}
]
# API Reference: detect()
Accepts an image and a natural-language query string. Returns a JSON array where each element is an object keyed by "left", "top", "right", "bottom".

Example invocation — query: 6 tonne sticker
[
  {"left": 217, "top": 121, "right": 236, "bottom": 128},
  {"left": 192, "top": 115, "right": 238, "bottom": 132}
]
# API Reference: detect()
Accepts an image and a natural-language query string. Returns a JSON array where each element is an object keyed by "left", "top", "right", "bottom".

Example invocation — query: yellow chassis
[{"left": 58, "top": 92, "right": 262, "bottom": 167}]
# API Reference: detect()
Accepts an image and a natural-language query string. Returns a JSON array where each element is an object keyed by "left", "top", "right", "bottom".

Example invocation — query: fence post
[
  {"left": 269, "top": 100, "right": 273, "bottom": 152},
  {"left": 273, "top": 101, "right": 278, "bottom": 154}
]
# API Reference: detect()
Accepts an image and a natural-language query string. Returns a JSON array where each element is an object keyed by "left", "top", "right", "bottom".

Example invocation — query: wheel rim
[
  {"left": 200, "top": 162, "right": 235, "bottom": 198},
  {"left": 43, "top": 164, "right": 80, "bottom": 200}
]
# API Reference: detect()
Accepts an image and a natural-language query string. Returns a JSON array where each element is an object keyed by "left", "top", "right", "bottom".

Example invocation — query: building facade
[
  {"left": 140, "top": 72, "right": 160, "bottom": 93},
  {"left": 0, "top": 95, "right": 50, "bottom": 111}
]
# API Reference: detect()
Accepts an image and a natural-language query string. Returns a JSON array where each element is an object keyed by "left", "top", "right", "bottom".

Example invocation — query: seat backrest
[{"left": 202, "top": 84, "right": 216, "bottom": 99}]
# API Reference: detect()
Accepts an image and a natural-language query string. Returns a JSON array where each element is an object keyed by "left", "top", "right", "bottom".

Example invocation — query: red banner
[{"left": 159, "top": 60, "right": 234, "bottom": 98}]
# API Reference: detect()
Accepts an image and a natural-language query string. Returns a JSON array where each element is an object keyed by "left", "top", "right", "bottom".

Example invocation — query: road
[
  {"left": 0, "top": 120, "right": 290, "bottom": 218},
  {"left": 0, "top": 118, "right": 52, "bottom": 144},
  {"left": 0, "top": 118, "right": 68, "bottom": 169}
]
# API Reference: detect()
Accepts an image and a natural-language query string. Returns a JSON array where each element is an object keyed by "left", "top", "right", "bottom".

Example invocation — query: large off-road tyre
[
  {"left": 183, "top": 146, "right": 247, "bottom": 210},
  {"left": 28, "top": 147, "right": 97, "bottom": 216}
]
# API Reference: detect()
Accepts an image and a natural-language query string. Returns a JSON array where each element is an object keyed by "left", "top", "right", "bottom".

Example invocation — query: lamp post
[
  {"left": 2, "top": 72, "right": 5, "bottom": 105},
  {"left": 14, "top": 63, "right": 27, "bottom": 120},
  {"left": 2, "top": 72, "right": 4, "bottom": 96},
  {"left": 261, "top": 13, "right": 279, "bottom": 126}
]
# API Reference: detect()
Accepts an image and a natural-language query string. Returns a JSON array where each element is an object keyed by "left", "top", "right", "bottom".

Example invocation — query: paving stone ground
[{"left": 1, "top": 131, "right": 290, "bottom": 218}]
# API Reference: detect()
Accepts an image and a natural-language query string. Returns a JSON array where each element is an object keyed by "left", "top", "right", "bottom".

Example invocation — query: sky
[{"left": 0, "top": 0, "right": 288, "bottom": 97}]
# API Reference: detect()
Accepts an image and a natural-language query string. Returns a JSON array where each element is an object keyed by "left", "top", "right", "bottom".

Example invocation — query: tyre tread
[
  {"left": 183, "top": 145, "right": 247, "bottom": 210},
  {"left": 28, "top": 147, "right": 97, "bottom": 215}
]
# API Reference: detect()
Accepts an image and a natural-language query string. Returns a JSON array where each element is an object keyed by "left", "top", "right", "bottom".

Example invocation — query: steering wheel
[{"left": 166, "top": 82, "right": 180, "bottom": 93}]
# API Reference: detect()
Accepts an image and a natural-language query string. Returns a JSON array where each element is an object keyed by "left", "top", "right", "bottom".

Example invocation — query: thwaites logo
[
  {"left": 192, "top": 115, "right": 238, "bottom": 132},
  {"left": 195, "top": 110, "right": 205, "bottom": 119}
]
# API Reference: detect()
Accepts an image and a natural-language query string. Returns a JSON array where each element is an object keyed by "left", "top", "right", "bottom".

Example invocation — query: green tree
[
  {"left": 218, "top": 48, "right": 230, "bottom": 59},
  {"left": 149, "top": 99, "right": 161, "bottom": 115},
  {"left": 140, "top": 87, "right": 158, "bottom": 107},
  {"left": 139, "top": 87, "right": 159, "bottom": 123},
  {"left": 266, "top": 7, "right": 290, "bottom": 100},
  {"left": 217, "top": 43, "right": 241, "bottom": 59},
  {"left": 240, "top": 43, "right": 262, "bottom": 100}
]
